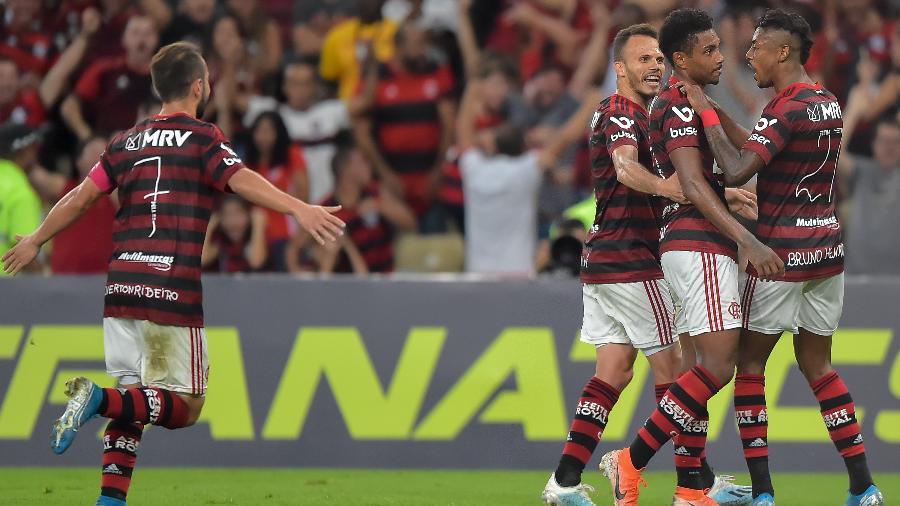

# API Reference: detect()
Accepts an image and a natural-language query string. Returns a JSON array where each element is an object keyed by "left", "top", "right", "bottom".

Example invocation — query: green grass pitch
[{"left": 1, "top": 468, "right": 897, "bottom": 505}]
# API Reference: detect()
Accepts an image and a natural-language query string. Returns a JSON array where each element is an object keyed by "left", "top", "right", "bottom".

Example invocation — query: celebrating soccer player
[
  {"left": 677, "top": 9, "right": 884, "bottom": 506},
  {"left": 542, "top": 23, "right": 751, "bottom": 506},
  {"left": 1, "top": 42, "right": 346, "bottom": 506},
  {"left": 599, "top": 9, "right": 784, "bottom": 506}
]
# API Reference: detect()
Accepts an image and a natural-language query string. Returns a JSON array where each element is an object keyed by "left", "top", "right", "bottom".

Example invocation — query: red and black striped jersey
[
  {"left": 742, "top": 82, "right": 844, "bottom": 281},
  {"left": 581, "top": 93, "right": 665, "bottom": 284},
  {"left": 92, "top": 112, "right": 246, "bottom": 327},
  {"left": 320, "top": 184, "right": 395, "bottom": 273},
  {"left": 649, "top": 76, "right": 737, "bottom": 260}
]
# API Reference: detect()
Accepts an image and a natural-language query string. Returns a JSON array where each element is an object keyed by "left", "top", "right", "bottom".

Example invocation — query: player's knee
[
  {"left": 736, "top": 357, "right": 767, "bottom": 375},
  {"left": 795, "top": 353, "right": 833, "bottom": 384},
  {"left": 595, "top": 363, "right": 633, "bottom": 392},
  {"left": 182, "top": 397, "right": 206, "bottom": 427}
]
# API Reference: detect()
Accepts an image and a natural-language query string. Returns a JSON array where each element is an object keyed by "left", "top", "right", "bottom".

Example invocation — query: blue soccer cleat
[
  {"left": 706, "top": 474, "right": 752, "bottom": 505},
  {"left": 845, "top": 485, "right": 884, "bottom": 506},
  {"left": 752, "top": 492, "right": 775, "bottom": 506},
  {"left": 541, "top": 474, "right": 597, "bottom": 506},
  {"left": 96, "top": 495, "right": 126, "bottom": 506},
  {"left": 50, "top": 377, "right": 103, "bottom": 454}
]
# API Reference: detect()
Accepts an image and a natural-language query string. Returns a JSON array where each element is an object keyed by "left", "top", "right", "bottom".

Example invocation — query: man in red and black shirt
[
  {"left": 354, "top": 21, "right": 455, "bottom": 223},
  {"left": 3, "top": 42, "right": 345, "bottom": 506},
  {"left": 681, "top": 9, "right": 883, "bottom": 505},
  {"left": 61, "top": 15, "right": 157, "bottom": 141},
  {"left": 602, "top": 10, "right": 782, "bottom": 506},
  {"left": 0, "top": 0, "right": 55, "bottom": 78},
  {"left": 0, "top": 57, "right": 45, "bottom": 128}
]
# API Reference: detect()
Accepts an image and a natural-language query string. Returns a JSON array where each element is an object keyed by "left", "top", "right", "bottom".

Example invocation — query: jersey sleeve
[
  {"left": 602, "top": 109, "right": 641, "bottom": 154},
  {"left": 661, "top": 100, "right": 702, "bottom": 152},
  {"left": 87, "top": 155, "right": 117, "bottom": 194},
  {"left": 201, "top": 126, "right": 247, "bottom": 192},
  {"left": 741, "top": 106, "right": 791, "bottom": 165}
]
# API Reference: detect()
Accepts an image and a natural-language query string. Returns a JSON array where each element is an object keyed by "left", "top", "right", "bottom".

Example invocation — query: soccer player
[
  {"left": 1, "top": 42, "right": 345, "bottom": 506},
  {"left": 677, "top": 9, "right": 884, "bottom": 506},
  {"left": 599, "top": 9, "right": 784, "bottom": 506},
  {"left": 541, "top": 24, "right": 751, "bottom": 506}
]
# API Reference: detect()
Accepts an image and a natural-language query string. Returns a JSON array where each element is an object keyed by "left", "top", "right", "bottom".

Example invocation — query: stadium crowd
[{"left": 0, "top": 0, "right": 898, "bottom": 277}]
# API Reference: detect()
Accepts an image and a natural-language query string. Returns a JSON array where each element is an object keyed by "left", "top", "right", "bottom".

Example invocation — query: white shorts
[
  {"left": 661, "top": 251, "right": 742, "bottom": 336},
  {"left": 103, "top": 317, "right": 208, "bottom": 395},
  {"left": 580, "top": 279, "right": 677, "bottom": 355},
  {"left": 739, "top": 273, "right": 844, "bottom": 336}
]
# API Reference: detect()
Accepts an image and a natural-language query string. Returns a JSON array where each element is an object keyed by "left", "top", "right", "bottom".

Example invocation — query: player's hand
[
  {"left": 743, "top": 239, "right": 785, "bottom": 280},
  {"left": 675, "top": 81, "right": 713, "bottom": 114},
  {"left": 725, "top": 187, "right": 758, "bottom": 220},
  {"left": 293, "top": 203, "right": 346, "bottom": 245},
  {"left": 2, "top": 234, "right": 40, "bottom": 276},
  {"left": 657, "top": 174, "right": 689, "bottom": 204}
]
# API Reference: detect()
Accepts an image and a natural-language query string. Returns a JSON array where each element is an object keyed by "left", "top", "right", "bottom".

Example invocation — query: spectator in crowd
[
  {"left": 808, "top": 0, "right": 897, "bottom": 104},
  {"left": 0, "top": 124, "right": 42, "bottom": 274},
  {"left": 238, "top": 59, "right": 359, "bottom": 204},
  {"left": 840, "top": 116, "right": 900, "bottom": 276},
  {"left": 0, "top": 57, "right": 46, "bottom": 129},
  {"left": 353, "top": 21, "right": 455, "bottom": 227},
  {"left": 227, "top": 0, "right": 283, "bottom": 79},
  {"left": 320, "top": 0, "right": 398, "bottom": 100},
  {"left": 0, "top": 0, "right": 55, "bottom": 81},
  {"left": 293, "top": 143, "right": 416, "bottom": 274},
  {"left": 61, "top": 14, "right": 158, "bottom": 141},
  {"left": 842, "top": 22, "right": 900, "bottom": 151},
  {"left": 90, "top": 0, "right": 139, "bottom": 62},
  {"left": 292, "top": 0, "right": 352, "bottom": 62},
  {"left": 205, "top": 14, "right": 256, "bottom": 137},
  {"left": 202, "top": 195, "right": 268, "bottom": 273},
  {"left": 142, "top": 0, "right": 220, "bottom": 51},
  {"left": 243, "top": 111, "right": 308, "bottom": 270},
  {"left": 29, "top": 136, "right": 116, "bottom": 274},
  {"left": 456, "top": 81, "right": 571, "bottom": 276}
]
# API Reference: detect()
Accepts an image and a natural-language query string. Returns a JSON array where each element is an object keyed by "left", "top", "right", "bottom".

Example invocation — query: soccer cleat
[
  {"left": 706, "top": 475, "right": 752, "bottom": 505},
  {"left": 50, "top": 377, "right": 103, "bottom": 454},
  {"left": 752, "top": 493, "right": 775, "bottom": 505},
  {"left": 96, "top": 495, "right": 126, "bottom": 506},
  {"left": 541, "top": 474, "right": 597, "bottom": 506},
  {"left": 599, "top": 449, "right": 646, "bottom": 506},
  {"left": 672, "top": 486, "right": 718, "bottom": 505},
  {"left": 844, "top": 485, "right": 884, "bottom": 506}
]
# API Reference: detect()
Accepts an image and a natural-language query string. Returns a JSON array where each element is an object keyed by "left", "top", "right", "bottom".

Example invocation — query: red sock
[
  {"left": 735, "top": 374, "right": 769, "bottom": 459},
  {"left": 100, "top": 387, "right": 191, "bottom": 429},
  {"left": 100, "top": 420, "right": 143, "bottom": 501},
  {"left": 630, "top": 366, "right": 721, "bottom": 470},
  {"left": 556, "top": 377, "right": 620, "bottom": 485},
  {"left": 811, "top": 371, "right": 865, "bottom": 458}
]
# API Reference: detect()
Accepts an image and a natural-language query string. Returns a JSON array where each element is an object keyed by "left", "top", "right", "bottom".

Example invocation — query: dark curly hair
[
  {"left": 756, "top": 9, "right": 814, "bottom": 64},
  {"left": 658, "top": 8, "right": 714, "bottom": 66}
]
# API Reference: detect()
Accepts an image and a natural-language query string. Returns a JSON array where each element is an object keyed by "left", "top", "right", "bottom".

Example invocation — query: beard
[{"left": 196, "top": 90, "right": 210, "bottom": 118}]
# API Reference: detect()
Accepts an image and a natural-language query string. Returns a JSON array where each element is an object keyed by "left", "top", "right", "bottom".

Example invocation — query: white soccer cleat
[
  {"left": 706, "top": 474, "right": 752, "bottom": 505},
  {"left": 541, "top": 474, "right": 597, "bottom": 506}
]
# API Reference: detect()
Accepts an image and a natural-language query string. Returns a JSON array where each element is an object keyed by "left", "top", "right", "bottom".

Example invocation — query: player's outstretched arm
[
  {"left": 227, "top": 168, "right": 345, "bottom": 245},
  {"left": 610, "top": 145, "right": 688, "bottom": 204},
  {"left": 2, "top": 177, "right": 105, "bottom": 275},
  {"left": 671, "top": 147, "right": 784, "bottom": 279},
  {"left": 678, "top": 83, "right": 765, "bottom": 186}
]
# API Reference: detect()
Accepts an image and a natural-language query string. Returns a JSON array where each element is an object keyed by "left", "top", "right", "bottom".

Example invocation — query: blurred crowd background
[{"left": 0, "top": 0, "right": 898, "bottom": 278}]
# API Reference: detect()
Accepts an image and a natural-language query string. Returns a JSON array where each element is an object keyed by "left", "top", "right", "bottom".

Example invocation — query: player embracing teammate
[{"left": 601, "top": 7, "right": 884, "bottom": 506}]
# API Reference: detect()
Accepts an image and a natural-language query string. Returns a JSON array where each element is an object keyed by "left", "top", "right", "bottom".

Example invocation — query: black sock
[
  {"left": 845, "top": 454, "right": 874, "bottom": 495},
  {"left": 554, "top": 455, "right": 584, "bottom": 487},
  {"left": 747, "top": 457, "right": 774, "bottom": 498},
  {"left": 676, "top": 466, "right": 704, "bottom": 490},
  {"left": 699, "top": 458, "right": 715, "bottom": 488},
  {"left": 629, "top": 436, "right": 655, "bottom": 470}
]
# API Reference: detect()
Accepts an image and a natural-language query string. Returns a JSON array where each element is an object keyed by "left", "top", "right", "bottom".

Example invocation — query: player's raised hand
[
  {"left": 2, "top": 234, "right": 40, "bottom": 276},
  {"left": 725, "top": 187, "right": 758, "bottom": 220},
  {"left": 293, "top": 203, "right": 346, "bottom": 245},
  {"left": 744, "top": 239, "right": 785, "bottom": 280},
  {"left": 674, "top": 81, "right": 713, "bottom": 114}
]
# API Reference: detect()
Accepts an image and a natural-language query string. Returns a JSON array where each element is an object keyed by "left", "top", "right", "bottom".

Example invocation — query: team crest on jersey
[{"left": 728, "top": 301, "right": 741, "bottom": 320}]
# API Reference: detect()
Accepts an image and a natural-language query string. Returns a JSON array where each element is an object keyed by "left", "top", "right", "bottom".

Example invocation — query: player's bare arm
[
  {"left": 610, "top": 145, "right": 688, "bottom": 203},
  {"left": 670, "top": 146, "right": 783, "bottom": 278},
  {"left": 227, "top": 168, "right": 346, "bottom": 246},
  {"left": 679, "top": 82, "right": 766, "bottom": 186},
  {"left": 2, "top": 177, "right": 106, "bottom": 276}
]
